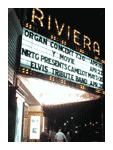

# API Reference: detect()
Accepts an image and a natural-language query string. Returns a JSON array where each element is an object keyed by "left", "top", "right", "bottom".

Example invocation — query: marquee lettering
[
  {"left": 31, "top": 8, "right": 100, "bottom": 56},
  {"left": 31, "top": 8, "right": 44, "bottom": 27},
  {"left": 55, "top": 18, "right": 65, "bottom": 36},
  {"left": 20, "top": 27, "right": 103, "bottom": 90}
]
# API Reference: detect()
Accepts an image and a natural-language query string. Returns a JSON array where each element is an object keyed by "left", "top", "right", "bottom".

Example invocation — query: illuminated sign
[
  {"left": 30, "top": 8, "right": 100, "bottom": 56},
  {"left": 20, "top": 27, "right": 103, "bottom": 90}
]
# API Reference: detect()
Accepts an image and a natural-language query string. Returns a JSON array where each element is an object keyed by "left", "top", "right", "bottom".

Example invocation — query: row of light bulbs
[{"left": 49, "top": 75, "right": 105, "bottom": 95}]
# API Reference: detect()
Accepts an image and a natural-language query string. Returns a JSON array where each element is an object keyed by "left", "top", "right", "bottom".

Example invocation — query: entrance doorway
[{"left": 17, "top": 74, "right": 104, "bottom": 142}]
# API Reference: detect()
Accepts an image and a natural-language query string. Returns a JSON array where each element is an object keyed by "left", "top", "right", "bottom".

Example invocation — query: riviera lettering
[{"left": 31, "top": 8, "right": 100, "bottom": 56}]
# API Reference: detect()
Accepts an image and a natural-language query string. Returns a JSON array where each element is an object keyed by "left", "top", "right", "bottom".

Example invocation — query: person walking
[
  {"left": 51, "top": 128, "right": 56, "bottom": 142},
  {"left": 66, "top": 131, "right": 71, "bottom": 142},
  {"left": 49, "top": 127, "right": 52, "bottom": 142},
  {"left": 40, "top": 127, "right": 49, "bottom": 142},
  {"left": 55, "top": 127, "right": 68, "bottom": 142}
]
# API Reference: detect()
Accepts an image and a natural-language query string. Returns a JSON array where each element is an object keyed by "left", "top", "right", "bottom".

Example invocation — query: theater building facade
[{"left": 8, "top": 8, "right": 105, "bottom": 142}]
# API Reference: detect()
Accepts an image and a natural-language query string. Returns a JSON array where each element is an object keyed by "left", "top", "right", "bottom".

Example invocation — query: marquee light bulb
[
  {"left": 25, "top": 23, "right": 28, "bottom": 28},
  {"left": 101, "top": 60, "right": 105, "bottom": 64}
]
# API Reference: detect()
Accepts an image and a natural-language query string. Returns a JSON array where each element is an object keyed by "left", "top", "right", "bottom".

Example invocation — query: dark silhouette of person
[
  {"left": 66, "top": 131, "right": 71, "bottom": 142},
  {"left": 40, "top": 127, "right": 49, "bottom": 142},
  {"left": 51, "top": 128, "right": 56, "bottom": 142},
  {"left": 49, "top": 127, "right": 52, "bottom": 142}
]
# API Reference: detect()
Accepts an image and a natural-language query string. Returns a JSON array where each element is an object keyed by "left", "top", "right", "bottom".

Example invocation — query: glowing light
[
  {"left": 18, "top": 75, "right": 102, "bottom": 105},
  {"left": 25, "top": 23, "right": 28, "bottom": 28},
  {"left": 96, "top": 89, "right": 101, "bottom": 93},
  {"left": 73, "top": 29, "right": 81, "bottom": 46},
  {"left": 80, "top": 49, "right": 84, "bottom": 54},
  {"left": 95, "top": 56, "right": 99, "bottom": 60},
  {"left": 89, "top": 122, "right": 92, "bottom": 125},
  {"left": 31, "top": 8, "right": 35, "bottom": 22},
  {"left": 29, "top": 24, "right": 32, "bottom": 29},
  {"left": 93, "top": 41, "right": 100, "bottom": 55},
  {"left": 31, "top": 8, "right": 44, "bottom": 27},
  {"left": 67, "top": 26, "right": 70, "bottom": 40},
  {"left": 84, "top": 35, "right": 91, "bottom": 51},
  {"left": 55, "top": 18, "right": 65, "bottom": 36},
  {"left": 101, "top": 60, "right": 105, "bottom": 64}
]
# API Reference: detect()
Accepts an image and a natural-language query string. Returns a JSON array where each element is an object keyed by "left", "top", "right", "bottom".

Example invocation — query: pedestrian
[
  {"left": 40, "top": 127, "right": 49, "bottom": 142},
  {"left": 55, "top": 127, "right": 68, "bottom": 142},
  {"left": 51, "top": 128, "right": 56, "bottom": 142},
  {"left": 66, "top": 131, "right": 71, "bottom": 142},
  {"left": 49, "top": 127, "right": 52, "bottom": 142}
]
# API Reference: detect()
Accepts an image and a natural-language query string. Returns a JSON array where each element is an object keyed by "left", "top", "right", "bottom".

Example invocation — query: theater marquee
[{"left": 20, "top": 27, "right": 103, "bottom": 90}]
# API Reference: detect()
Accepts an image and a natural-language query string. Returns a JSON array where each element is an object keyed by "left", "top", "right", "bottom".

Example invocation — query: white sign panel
[
  {"left": 30, "top": 116, "right": 40, "bottom": 139},
  {"left": 20, "top": 27, "right": 103, "bottom": 90}
]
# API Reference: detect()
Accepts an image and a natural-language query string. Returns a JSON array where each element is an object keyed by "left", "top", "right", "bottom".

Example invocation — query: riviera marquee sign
[
  {"left": 30, "top": 8, "right": 100, "bottom": 56},
  {"left": 20, "top": 27, "right": 103, "bottom": 90}
]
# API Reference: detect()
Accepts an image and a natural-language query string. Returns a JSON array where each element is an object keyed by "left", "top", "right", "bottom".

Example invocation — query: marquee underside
[{"left": 18, "top": 75, "right": 102, "bottom": 106}]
